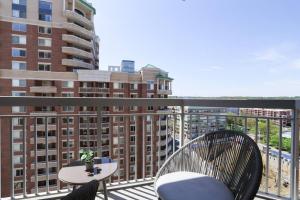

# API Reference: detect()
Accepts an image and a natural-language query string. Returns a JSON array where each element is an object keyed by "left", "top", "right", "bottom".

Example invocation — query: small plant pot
[{"left": 85, "top": 161, "right": 94, "bottom": 172}]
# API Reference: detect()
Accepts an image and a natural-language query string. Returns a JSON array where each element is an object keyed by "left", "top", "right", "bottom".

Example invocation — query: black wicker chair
[
  {"left": 155, "top": 130, "right": 263, "bottom": 200},
  {"left": 61, "top": 180, "right": 99, "bottom": 200}
]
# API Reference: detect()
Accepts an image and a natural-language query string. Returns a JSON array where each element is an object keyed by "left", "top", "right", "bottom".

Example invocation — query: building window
[
  {"left": 39, "top": 26, "right": 52, "bottom": 34},
  {"left": 14, "top": 181, "right": 24, "bottom": 190},
  {"left": 38, "top": 37, "right": 52, "bottom": 47},
  {"left": 63, "top": 141, "right": 74, "bottom": 148},
  {"left": 130, "top": 116, "right": 136, "bottom": 122},
  {"left": 130, "top": 136, "right": 135, "bottom": 143},
  {"left": 38, "top": 50, "right": 51, "bottom": 59},
  {"left": 12, "top": 23, "right": 27, "bottom": 32},
  {"left": 62, "top": 128, "right": 74, "bottom": 136},
  {"left": 13, "top": 130, "right": 23, "bottom": 139},
  {"left": 130, "top": 125, "right": 135, "bottom": 132},
  {"left": 12, "top": 91, "right": 26, "bottom": 96},
  {"left": 130, "top": 166, "right": 136, "bottom": 173},
  {"left": 12, "top": 117, "right": 25, "bottom": 126},
  {"left": 147, "top": 106, "right": 154, "bottom": 111},
  {"left": 113, "top": 82, "right": 124, "bottom": 89},
  {"left": 130, "top": 83, "right": 138, "bottom": 90},
  {"left": 62, "top": 117, "right": 74, "bottom": 124},
  {"left": 62, "top": 152, "right": 74, "bottom": 160},
  {"left": 39, "top": 0, "right": 52, "bottom": 21},
  {"left": 113, "top": 106, "right": 124, "bottom": 112},
  {"left": 12, "top": 35, "right": 26, "bottom": 45},
  {"left": 12, "top": 91, "right": 26, "bottom": 113},
  {"left": 62, "top": 81, "right": 74, "bottom": 88},
  {"left": 147, "top": 80, "right": 154, "bottom": 90},
  {"left": 12, "top": 48, "right": 26, "bottom": 57},
  {"left": 12, "top": 79, "right": 26, "bottom": 87},
  {"left": 12, "top": 0, "right": 27, "bottom": 18},
  {"left": 13, "top": 143, "right": 23, "bottom": 152},
  {"left": 12, "top": 61, "right": 26, "bottom": 70},
  {"left": 12, "top": 106, "right": 26, "bottom": 113},
  {"left": 130, "top": 106, "right": 138, "bottom": 111},
  {"left": 62, "top": 93, "right": 74, "bottom": 112},
  {"left": 113, "top": 126, "right": 124, "bottom": 133},
  {"left": 14, "top": 169, "right": 24, "bottom": 177},
  {"left": 38, "top": 63, "right": 51, "bottom": 71},
  {"left": 13, "top": 155, "right": 24, "bottom": 165}
]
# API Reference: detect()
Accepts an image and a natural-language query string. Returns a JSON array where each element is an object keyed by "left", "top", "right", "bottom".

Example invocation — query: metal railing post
[
  {"left": 291, "top": 109, "right": 299, "bottom": 200},
  {"left": 10, "top": 118, "right": 14, "bottom": 199},
  {"left": 180, "top": 106, "right": 184, "bottom": 147},
  {"left": 0, "top": 118, "right": 2, "bottom": 198},
  {"left": 96, "top": 106, "right": 103, "bottom": 158}
]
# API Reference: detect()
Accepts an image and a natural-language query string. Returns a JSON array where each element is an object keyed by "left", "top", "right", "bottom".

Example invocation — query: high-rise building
[
  {"left": 0, "top": 0, "right": 173, "bottom": 197},
  {"left": 172, "top": 107, "right": 227, "bottom": 143}
]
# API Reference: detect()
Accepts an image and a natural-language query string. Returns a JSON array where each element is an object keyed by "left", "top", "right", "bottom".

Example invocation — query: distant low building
[
  {"left": 240, "top": 108, "right": 291, "bottom": 127},
  {"left": 121, "top": 60, "right": 135, "bottom": 73}
]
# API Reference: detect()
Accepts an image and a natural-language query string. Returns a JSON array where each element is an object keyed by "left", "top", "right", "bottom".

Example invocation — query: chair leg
[{"left": 102, "top": 180, "right": 108, "bottom": 200}]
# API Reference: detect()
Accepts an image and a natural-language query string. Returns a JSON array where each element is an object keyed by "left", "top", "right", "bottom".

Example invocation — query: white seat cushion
[{"left": 155, "top": 172, "right": 234, "bottom": 200}]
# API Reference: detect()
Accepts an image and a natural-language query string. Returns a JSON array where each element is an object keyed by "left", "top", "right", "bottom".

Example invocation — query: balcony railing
[
  {"left": 62, "top": 58, "right": 94, "bottom": 69},
  {"left": 62, "top": 34, "right": 93, "bottom": 50},
  {"left": 0, "top": 97, "right": 299, "bottom": 199},
  {"left": 64, "top": 10, "right": 93, "bottom": 29}
]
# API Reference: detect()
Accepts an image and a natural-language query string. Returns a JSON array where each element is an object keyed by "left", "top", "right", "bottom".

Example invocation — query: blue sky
[{"left": 90, "top": 0, "right": 300, "bottom": 97}]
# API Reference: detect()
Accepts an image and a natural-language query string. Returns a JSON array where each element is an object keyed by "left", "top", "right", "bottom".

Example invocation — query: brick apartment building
[
  {"left": 0, "top": 0, "right": 173, "bottom": 197},
  {"left": 240, "top": 108, "right": 291, "bottom": 127}
]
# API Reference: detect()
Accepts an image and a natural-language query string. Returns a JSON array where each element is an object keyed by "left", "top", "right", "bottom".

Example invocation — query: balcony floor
[{"left": 94, "top": 185, "right": 264, "bottom": 200}]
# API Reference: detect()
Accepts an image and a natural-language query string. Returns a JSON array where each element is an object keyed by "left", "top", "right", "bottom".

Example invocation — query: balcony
[
  {"left": 64, "top": 10, "right": 93, "bottom": 29},
  {"left": 0, "top": 97, "right": 299, "bottom": 199},
  {"left": 63, "top": 22, "right": 94, "bottom": 40},
  {"left": 62, "top": 58, "right": 94, "bottom": 69},
  {"left": 79, "top": 87, "right": 109, "bottom": 93},
  {"left": 62, "top": 34, "right": 93, "bottom": 49},
  {"left": 157, "top": 89, "right": 172, "bottom": 95},
  {"left": 62, "top": 47, "right": 94, "bottom": 60},
  {"left": 30, "top": 86, "right": 57, "bottom": 94}
]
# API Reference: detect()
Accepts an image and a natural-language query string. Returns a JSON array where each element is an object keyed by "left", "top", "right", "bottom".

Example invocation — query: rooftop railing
[{"left": 0, "top": 97, "right": 299, "bottom": 199}]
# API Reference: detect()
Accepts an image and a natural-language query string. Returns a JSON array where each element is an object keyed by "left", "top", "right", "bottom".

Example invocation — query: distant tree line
[{"left": 226, "top": 114, "right": 293, "bottom": 153}]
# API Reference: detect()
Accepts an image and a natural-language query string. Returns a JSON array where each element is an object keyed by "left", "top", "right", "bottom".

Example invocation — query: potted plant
[{"left": 80, "top": 149, "right": 94, "bottom": 171}]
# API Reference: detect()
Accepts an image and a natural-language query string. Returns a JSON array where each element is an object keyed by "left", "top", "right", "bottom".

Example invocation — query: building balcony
[
  {"left": 30, "top": 173, "right": 57, "bottom": 182},
  {"left": 30, "top": 137, "right": 57, "bottom": 144},
  {"left": 30, "top": 86, "right": 57, "bottom": 94},
  {"left": 79, "top": 123, "right": 97, "bottom": 129},
  {"left": 30, "top": 161, "right": 57, "bottom": 170},
  {"left": 0, "top": 97, "right": 298, "bottom": 200},
  {"left": 79, "top": 87, "right": 109, "bottom": 93},
  {"left": 30, "top": 124, "right": 57, "bottom": 132},
  {"left": 62, "top": 47, "right": 94, "bottom": 60},
  {"left": 62, "top": 58, "right": 94, "bottom": 69},
  {"left": 157, "top": 130, "right": 167, "bottom": 136},
  {"left": 157, "top": 89, "right": 172, "bottom": 95},
  {"left": 63, "top": 22, "right": 94, "bottom": 40},
  {"left": 64, "top": 10, "right": 93, "bottom": 29},
  {"left": 30, "top": 149, "right": 57, "bottom": 157},
  {"left": 62, "top": 34, "right": 93, "bottom": 49}
]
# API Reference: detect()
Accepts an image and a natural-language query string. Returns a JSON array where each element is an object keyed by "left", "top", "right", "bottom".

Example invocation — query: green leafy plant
[{"left": 79, "top": 149, "right": 94, "bottom": 163}]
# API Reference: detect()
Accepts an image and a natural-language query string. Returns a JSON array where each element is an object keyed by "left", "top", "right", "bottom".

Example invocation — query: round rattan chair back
[{"left": 155, "top": 130, "right": 263, "bottom": 200}]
